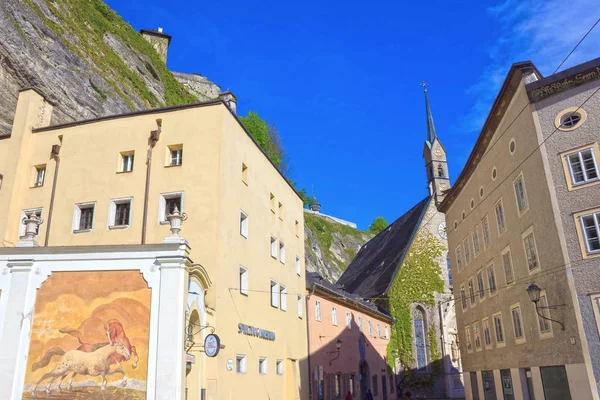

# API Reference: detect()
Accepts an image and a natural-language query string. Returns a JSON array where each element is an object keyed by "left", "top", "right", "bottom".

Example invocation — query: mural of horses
[{"left": 31, "top": 343, "right": 130, "bottom": 397}]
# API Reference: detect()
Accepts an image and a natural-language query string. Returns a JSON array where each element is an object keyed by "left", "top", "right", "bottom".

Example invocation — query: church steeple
[{"left": 421, "top": 83, "right": 450, "bottom": 206}]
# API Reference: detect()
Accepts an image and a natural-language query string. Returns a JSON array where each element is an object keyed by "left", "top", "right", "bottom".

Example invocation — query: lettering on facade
[
  {"left": 529, "top": 66, "right": 600, "bottom": 102},
  {"left": 238, "top": 323, "right": 276, "bottom": 341}
]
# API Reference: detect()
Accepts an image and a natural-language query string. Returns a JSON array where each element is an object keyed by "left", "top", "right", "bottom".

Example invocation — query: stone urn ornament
[
  {"left": 165, "top": 206, "right": 188, "bottom": 236},
  {"left": 16, "top": 212, "right": 44, "bottom": 247}
]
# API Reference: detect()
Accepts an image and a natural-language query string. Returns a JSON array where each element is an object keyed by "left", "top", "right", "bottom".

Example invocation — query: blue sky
[{"left": 107, "top": 0, "right": 599, "bottom": 230}]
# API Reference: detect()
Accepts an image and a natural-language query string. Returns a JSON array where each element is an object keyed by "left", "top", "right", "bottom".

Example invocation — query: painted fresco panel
[{"left": 22, "top": 270, "right": 151, "bottom": 399}]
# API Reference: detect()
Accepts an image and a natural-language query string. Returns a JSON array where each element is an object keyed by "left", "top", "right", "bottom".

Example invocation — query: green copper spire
[{"left": 422, "top": 82, "right": 437, "bottom": 148}]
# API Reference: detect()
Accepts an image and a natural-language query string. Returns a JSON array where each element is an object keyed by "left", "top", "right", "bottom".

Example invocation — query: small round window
[
  {"left": 462, "top": 211, "right": 466, "bottom": 220},
  {"left": 454, "top": 221, "right": 458, "bottom": 229},
  {"left": 555, "top": 107, "right": 587, "bottom": 131},
  {"left": 492, "top": 167, "right": 498, "bottom": 180},
  {"left": 470, "top": 199, "right": 474, "bottom": 210},
  {"left": 479, "top": 186, "right": 484, "bottom": 199},
  {"left": 509, "top": 139, "right": 516, "bottom": 154}
]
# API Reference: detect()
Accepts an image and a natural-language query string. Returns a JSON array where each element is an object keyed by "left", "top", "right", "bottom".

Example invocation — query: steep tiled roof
[{"left": 336, "top": 196, "right": 431, "bottom": 299}]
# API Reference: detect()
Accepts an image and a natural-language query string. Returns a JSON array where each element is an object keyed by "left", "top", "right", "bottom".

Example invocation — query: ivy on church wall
[{"left": 386, "top": 228, "right": 445, "bottom": 380}]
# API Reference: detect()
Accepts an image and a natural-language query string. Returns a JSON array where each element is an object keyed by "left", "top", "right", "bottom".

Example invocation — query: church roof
[
  {"left": 336, "top": 196, "right": 431, "bottom": 299},
  {"left": 424, "top": 89, "right": 437, "bottom": 149}
]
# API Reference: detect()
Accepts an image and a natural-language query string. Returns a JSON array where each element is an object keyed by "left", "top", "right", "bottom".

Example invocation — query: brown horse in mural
[
  {"left": 31, "top": 343, "right": 130, "bottom": 396},
  {"left": 32, "top": 319, "right": 139, "bottom": 391}
]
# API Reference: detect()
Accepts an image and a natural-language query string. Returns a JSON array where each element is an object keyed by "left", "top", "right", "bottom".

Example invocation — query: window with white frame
[
  {"left": 358, "top": 316, "right": 363, "bottom": 332},
  {"left": 580, "top": 212, "right": 600, "bottom": 254},
  {"left": 168, "top": 145, "right": 183, "bottom": 166},
  {"left": 460, "top": 285, "right": 467, "bottom": 310},
  {"left": 159, "top": 192, "right": 183, "bottom": 223},
  {"left": 473, "top": 322, "right": 482, "bottom": 350},
  {"left": 332, "top": 306, "right": 338, "bottom": 326},
  {"left": 19, "top": 208, "right": 43, "bottom": 237},
  {"left": 270, "top": 280, "right": 279, "bottom": 308},
  {"left": 377, "top": 323, "right": 381, "bottom": 337},
  {"left": 455, "top": 246, "right": 463, "bottom": 271},
  {"left": 476, "top": 269, "right": 485, "bottom": 300},
  {"left": 502, "top": 247, "right": 514, "bottom": 284},
  {"left": 34, "top": 165, "right": 46, "bottom": 187},
  {"left": 472, "top": 227, "right": 481, "bottom": 256},
  {"left": 465, "top": 326, "right": 473, "bottom": 353},
  {"left": 523, "top": 231, "right": 540, "bottom": 271},
  {"left": 279, "top": 242, "right": 286, "bottom": 264},
  {"left": 73, "top": 202, "right": 95, "bottom": 232},
  {"left": 463, "top": 237, "right": 472, "bottom": 264},
  {"left": 538, "top": 293, "right": 552, "bottom": 334},
  {"left": 511, "top": 304, "right": 525, "bottom": 343},
  {"left": 482, "top": 215, "right": 491, "bottom": 248},
  {"left": 239, "top": 266, "right": 248, "bottom": 295},
  {"left": 258, "top": 357, "right": 267, "bottom": 375},
  {"left": 270, "top": 236, "right": 277, "bottom": 258},
  {"left": 276, "top": 359, "right": 283, "bottom": 376},
  {"left": 121, "top": 152, "right": 134, "bottom": 172},
  {"left": 236, "top": 354, "right": 246, "bottom": 374},
  {"left": 296, "top": 256, "right": 301, "bottom": 276},
  {"left": 346, "top": 312, "right": 352, "bottom": 329},
  {"left": 487, "top": 263, "right": 497, "bottom": 294},
  {"left": 315, "top": 300, "right": 321, "bottom": 321},
  {"left": 514, "top": 174, "right": 529, "bottom": 214},
  {"left": 108, "top": 198, "right": 132, "bottom": 228},
  {"left": 468, "top": 277, "right": 475, "bottom": 305},
  {"left": 297, "top": 295, "right": 303, "bottom": 318},
  {"left": 482, "top": 318, "right": 492, "bottom": 348},
  {"left": 240, "top": 211, "right": 248, "bottom": 238},
  {"left": 368, "top": 320, "right": 373, "bottom": 336},
  {"left": 493, "top": 313, "right": 505, "bottom": 344},
  {"left": 495, "top": 198, "right": 506, "bottom": 234},
  {"left": 567, "top": 148, "right": 599, "bottom": 185},
  {"left": 280, "top": 285, "right": 287, "bottom": 311}
]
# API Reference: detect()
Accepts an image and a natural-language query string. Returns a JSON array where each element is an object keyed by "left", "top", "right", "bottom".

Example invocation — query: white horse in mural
[{"left": 31, "top": 343, "right": 130, "bottom": 397}]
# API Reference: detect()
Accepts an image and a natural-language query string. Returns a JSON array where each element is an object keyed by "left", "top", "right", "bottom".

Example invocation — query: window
[
  {"left": 270, "top": 193, "right": 275, "bottom": 212},
  {"left": 242, "top": 163, "right": 248, "bottom": 184},
  {"left": 538, "top": 293, "right": 552, "bottom": 334},
  {"left": 567, "top": 148, "right": 599, "bottom": 185},
  {"left": 239, "top": 266, "right": 248, "bottom": 295},
  {"left": 414, "top": 308, "right": 427, "bottom": 369},
  {"left": 385, "top": 326, "right": 389, "bottom": 339},
  {"left": 270, "top": 236, "right": 277, "bottom": 258},
  {"left": 0, "top": 173, "right": 3, "bottom": 191},
  {"left": 349, "top": 375, "right": 355, "bottom": 395},
  {"left": 482, "top": 318, "right": 492, "bottom": 347},
  {"left": 19, "top": 208, "right": 43, "bottom": 237},
  {"left": 346, "top": 312, "right": 352, "bottom": 329},
  {"left": 240, "top": 211, "right": 248, "bottom": 238},
  {"left": 377, "top": 323, "right": 381, "bottom": 337},
  {"left": 487, "top": 263, "right": 497, "bottom": 294},
  {"left": 514, "top": 174, "right": 529, "bottom": 214},
  {"left": 270, "top": 280, "right": 279, "bottom": 308},
  {"left": 390, "top": 375, "right": 394, "bottom": 394},
  {"left": 297, "top": 295, "right": 303, "bottom": 318},
  {"left": 540, "top": 366, "right": 572, "bottom": 400},
  {"left": 278, "top": 202, "right": 283, "bottom": 219},
  {"left": 159, "top": 192, "right": 183, "bottom": 223},
  {"left": 296, "top": 256, "right": 301, "bottom": 276},
  {"left": 502, "top": 247, "right": 514, "bottom": 284},
  {"left": 358, "top": 316, "right": 363, "bottom": 332},
  {"left": 463, "top": 237, "right": 472, "bottom": 264},
  {"left": 465, "top": 325, "right": 473, "bottom": 353},
  {"left": 482, "top": 215, "right": 491, "bottom": 248},
  {"left": 495, "top": 198, "right": 506, "bottom": 234},
  {"left": 468, "top": 277, "right": 475, "bottom": 305},
  {"left": 332, "top": 306, "right": 337, "bottom": 325},
  {"left": 334, "top": 374, "right": 341, "bottom": 397},
  {"left": 73, "top": 202, "right": 95, "bottom": 232},
  {"left": 460, "top": 285, "right": 467, "bottom": 310},
  {"left": 492, "top": 167, "right": 498, "bottom": 180},
  {"left": 455, "top": 247, "right": 463, "bottom": 271},
  {"left": 472, "top": 227, "right": 481, "bottom": 256},
  {"left": 279, "top": 242, "right": 286, "bottom": 264},
  {"left": 523, "top": 230, "right": 540, "bottom": 271},
  {"left": 295, "top": 220, "right": 300, "bottom": 237},
  {"left": 168, "top": 145, "right": 183, "bottom": 166},
  {"left": 276, "top": 359, "right": 283, "bottom": 376},
  {"left": 315, "top": 300, "right": 321, "bottom": 321},
  {"left": 368, "top": 320, "right": 373, "bottom": 336},
  {"left": 108, "top": 198, "right": 132, "bottom": 228},
  {"left": 560, "top": 111, "right": 583, "bottom": 128},
  {"left": 476, "top": 269, "right": 485, "bottom": 300},
  {"left": 34, "top": 165, "right": 46, "bottom": 187},
  {"left": 509, "top": 139, "right": 516, "bottom": 154},
  {"left": 473, "top": 322, "right": 482, "bottom": 350},
  {"left": 580, "top": 212, "right": 600, "bottom": 254},
  {"left": 511, "top": 304, "right": 525, "bottom": 343},
  {"left": 258, "top": 357, "right": 267, "bottom": 375},
  {"left": 372, "top": 375, "right": 379, "bottom": 396},
  {"left": 121, "top": 152, "right": 134, "bottom": 172},
  {"left": 493, "top": 313, "right": 505, "bottom": 345},
  {"left": 236, "top": 354, "right": 246, "bottom": 374}
]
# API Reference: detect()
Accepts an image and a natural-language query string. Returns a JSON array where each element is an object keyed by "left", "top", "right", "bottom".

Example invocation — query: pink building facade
[{"left": 307, "top": 273, "right": 394, "bottom": 400}]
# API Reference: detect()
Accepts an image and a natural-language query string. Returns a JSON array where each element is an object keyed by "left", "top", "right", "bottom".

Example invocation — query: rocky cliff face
[
  {"left": 0, "top": 0, "right": 219, "bottom": 136},
  {"left": 304, "top": 212, "right": 372, "bottom": 283}
]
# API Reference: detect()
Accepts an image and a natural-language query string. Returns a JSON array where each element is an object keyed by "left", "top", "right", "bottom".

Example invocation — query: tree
[
  {"left": 239, "top": 111, "right": 282, "bottom": 168},
  {"left": 369, "top": 216, "right": 388, "bottom": 234}
]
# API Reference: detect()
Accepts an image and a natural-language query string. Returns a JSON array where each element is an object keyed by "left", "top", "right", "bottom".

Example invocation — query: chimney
[
  {"left": 140, "top": 28, "right": 172, "bottom": 64},
  {"left": 219, "top": 91, "right": 237, "bottom": 115}
]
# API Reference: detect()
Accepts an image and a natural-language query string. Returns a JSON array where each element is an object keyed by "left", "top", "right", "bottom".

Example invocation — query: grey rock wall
[{"left": 172, "top": 72, "right": 221, "bottom": 101}]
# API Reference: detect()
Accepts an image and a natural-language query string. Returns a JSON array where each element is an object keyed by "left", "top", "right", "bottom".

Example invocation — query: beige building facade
[
  {"left": 440, "top": 59, "right": 600, "bottom": 400},
  {"left": 0, "top": 88, "right": 308, "bottom": 399}
]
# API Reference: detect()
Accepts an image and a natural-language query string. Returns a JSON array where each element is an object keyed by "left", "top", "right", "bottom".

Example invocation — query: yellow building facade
[{"left": 0, "top": 89, "right": 308, "bottom": 399}]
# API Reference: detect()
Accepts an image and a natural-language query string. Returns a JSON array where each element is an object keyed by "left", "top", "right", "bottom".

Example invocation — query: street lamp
[
  {"left": 328, "top": 339, "right": 343, "bottom": 365},
  {"left": 526, "top": 283, "right": 565, "bottom": 331}
]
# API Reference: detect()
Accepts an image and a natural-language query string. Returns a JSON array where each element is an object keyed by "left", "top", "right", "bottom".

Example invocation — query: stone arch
[{"left": 186, "top": 276, "right": 209, "bottom": 398}]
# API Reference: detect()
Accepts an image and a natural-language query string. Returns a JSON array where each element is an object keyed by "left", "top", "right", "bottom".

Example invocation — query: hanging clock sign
[{"left": 204, "top": 334, "right": 221, "bottom": 357}]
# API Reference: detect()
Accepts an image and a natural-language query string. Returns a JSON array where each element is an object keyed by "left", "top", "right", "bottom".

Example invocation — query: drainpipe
[
  {"left": 44, "top": 142, "right": 61, "bottom": 246},
  {"left": 141, "top": 120, "right": 161, "bottom": 244}
]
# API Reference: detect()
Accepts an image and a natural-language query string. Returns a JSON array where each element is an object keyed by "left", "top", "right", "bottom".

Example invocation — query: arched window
[
  {"left": 438, "top": 163, "right": 444, "bottom": 178},
  {"left": 413, "top": 308, "right": 427, "bottom": 371}
]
